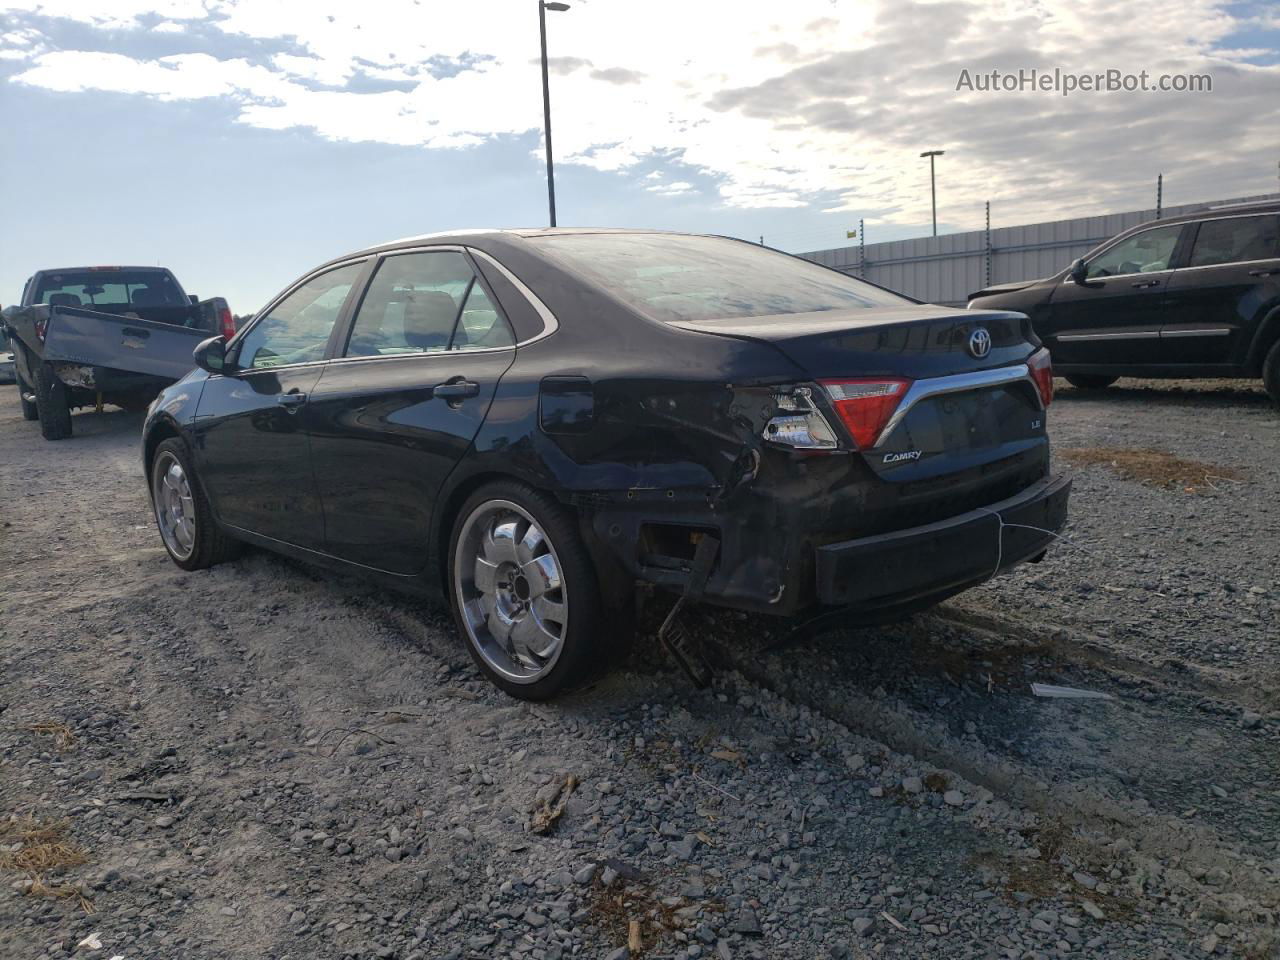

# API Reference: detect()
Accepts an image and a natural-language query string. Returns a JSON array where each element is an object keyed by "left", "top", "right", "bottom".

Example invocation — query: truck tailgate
[{"left": 43, "top": 306, "right": 206, "bottom": 380}]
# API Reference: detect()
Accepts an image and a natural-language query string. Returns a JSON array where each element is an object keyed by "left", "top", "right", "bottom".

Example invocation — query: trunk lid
[
  {"left": 673, "top": 305, "right": 1048, "bottom": 482},
  {"left": 669, "top": 305, "right": 1034, "bottom": 380}
]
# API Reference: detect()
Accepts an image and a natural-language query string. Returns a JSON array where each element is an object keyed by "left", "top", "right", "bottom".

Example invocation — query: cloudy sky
[{"left": 0, "top": 0, "right": 1277, "bottom": 312}]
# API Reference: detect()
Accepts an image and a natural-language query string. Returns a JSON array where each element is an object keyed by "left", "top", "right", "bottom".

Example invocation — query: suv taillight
[
  {"left": 820, "top": 378, "right": 911, "bottom": 449},
  {"left": 1027, "top": 348, "right": 1053, "bottom": 407},
  {"left": 219, "top": 306, "right": 236, "bottom": 340}
]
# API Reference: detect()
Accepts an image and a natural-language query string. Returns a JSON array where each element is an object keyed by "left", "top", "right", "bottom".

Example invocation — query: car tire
[
  {"left": 33, "top": 361, "right": 72, "bottom": 440},
  {"left": 150, "top": 437, "right": 241, "bottom": 571},
  {"left": 1262, "top": 338, "right": 1280, "bottom": 406},
  {"left": 449, "top": 481, "right": 610, "bottom": 700},
  {"left": 1064, "top": 374, "right": 1118, "bottom": 391},
  {"left": 16, "top": 373, "right": 38, "bottom": 421}
]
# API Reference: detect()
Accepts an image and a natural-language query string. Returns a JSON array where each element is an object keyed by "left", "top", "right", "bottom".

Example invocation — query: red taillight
[
  {"left": 819, "top": 378, "right": 911, "bottom": 449},
  {"left": 219, "top": 306, "right": 236, "bottom": 340},
  {"left": 1027, "top": 348, "right": 1053, "bottom": 407},
  {"left": 34, "top": 317, "right": 48, "bottom": 341}
]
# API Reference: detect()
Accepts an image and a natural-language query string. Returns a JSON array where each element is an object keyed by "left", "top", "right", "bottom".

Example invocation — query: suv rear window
[
  {"left": 35, "top": 271, "right": 187, "bottom": 308},
  {"left": 1188, "top": 215, "right": 1280, "bottom": 268},
  {"left": 533, "top": 233, "right": 907, "bottom": 323}
]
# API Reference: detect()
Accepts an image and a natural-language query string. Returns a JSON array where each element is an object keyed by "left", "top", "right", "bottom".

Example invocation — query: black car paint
[
  {"left": 145, "top": 230, "right": 1067, "bottom": 618},
  {"left": 967, "top": 202, "right": 1280, "bottom": 379}
]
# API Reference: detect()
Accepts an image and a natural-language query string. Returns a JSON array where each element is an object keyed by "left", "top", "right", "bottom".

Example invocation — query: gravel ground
[{"left": 1, "top": 378, "right": 1277, "bottom": 960}]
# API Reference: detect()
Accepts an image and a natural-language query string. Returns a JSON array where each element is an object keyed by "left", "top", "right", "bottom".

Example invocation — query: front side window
[
  {"left": 1189, "top": 215, "right": 1279, "bottom": 268},
  {"left": 344, "top": 251, "right": 514, "bottom": 358},
  {"left": 531, "top": 233, "right": 908, "bottom": 324},
  {"left": 237, "top": 261, "right": 364, "bottom": 370},
  {"left": 1085, "top": 225, "right": 1183, "bottom": 279}
]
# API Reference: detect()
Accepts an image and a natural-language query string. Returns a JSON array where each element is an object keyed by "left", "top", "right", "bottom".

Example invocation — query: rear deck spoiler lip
[{"left": 872, "top": 363, "right": 1041, "bottom": 449}]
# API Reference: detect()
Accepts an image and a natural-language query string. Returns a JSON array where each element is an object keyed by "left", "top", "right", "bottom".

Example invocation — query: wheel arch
[
  {"left": 143, "top": 417, "right": 184, "bottom": 477},
  {"left": 1245, "top": 303, "right": 1280, "bottom": 375}
]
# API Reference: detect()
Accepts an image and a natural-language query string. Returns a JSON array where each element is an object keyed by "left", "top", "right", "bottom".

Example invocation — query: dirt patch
[{"left": 1060, "top": 447, "right": 1244, "bottom": 493}]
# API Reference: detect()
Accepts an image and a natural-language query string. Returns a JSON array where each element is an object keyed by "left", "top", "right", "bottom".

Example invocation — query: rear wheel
[
  {"left": 1263, "top": 339, "right": 1280, "bottom": 406},
  {"left": 33, "top": 362, "right": 72, "bottom": 440},
  {"left": 16, "top": 372, "right": 38, "bottom": 421},
  {"left": 1065, "top": 374, "right": 1118, "bottom": 391},
  {"left": 449, "top": 481, "right": 605, "bottom": 700},
  {"left": 150, "top": 437, "right": 241, "bottom": 570}
]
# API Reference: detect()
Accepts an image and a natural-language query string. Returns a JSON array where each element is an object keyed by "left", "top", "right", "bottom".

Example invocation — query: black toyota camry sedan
[{"left": 143, "top": 230, "right": 1069, "bottom": 699}]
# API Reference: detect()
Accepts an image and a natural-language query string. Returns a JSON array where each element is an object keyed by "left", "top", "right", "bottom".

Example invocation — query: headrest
[
  {"left": 47, "top": 293, "right": 82, "bottom": 307},
  {"left": 402, "top": 291, "right": 458, "bottom": 350}
]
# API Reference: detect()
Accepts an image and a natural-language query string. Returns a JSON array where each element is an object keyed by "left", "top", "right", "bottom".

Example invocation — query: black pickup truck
[{"left": 3, "top": 266, "right": 234, "bottom": 439}]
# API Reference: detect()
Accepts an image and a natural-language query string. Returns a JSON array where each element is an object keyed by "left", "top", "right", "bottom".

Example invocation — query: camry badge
[{"left": 967, "top": 327, "right": 992, "bottom": 358}]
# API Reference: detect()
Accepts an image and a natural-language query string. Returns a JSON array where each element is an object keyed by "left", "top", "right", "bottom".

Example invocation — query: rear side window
[
  {"left": 35, "top": 270, "right": 186, "bottom": 307},
  {"left": 344, "top": 251, "right": 514, "bottom": 358},
  {"left": 1189, "top": 215, "right": 1279, "bottom": 267}
]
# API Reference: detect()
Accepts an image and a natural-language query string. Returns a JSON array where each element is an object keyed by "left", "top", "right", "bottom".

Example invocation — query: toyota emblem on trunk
[{"left": 967, "top": 327, "right": 992, "bottom": 358}]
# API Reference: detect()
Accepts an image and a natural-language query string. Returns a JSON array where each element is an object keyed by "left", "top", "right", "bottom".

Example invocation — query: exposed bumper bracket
[{"left": 657, "top": 534, "right": 720, "bottom": 689}]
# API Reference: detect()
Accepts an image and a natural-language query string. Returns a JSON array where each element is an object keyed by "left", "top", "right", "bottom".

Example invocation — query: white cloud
[{"left": 2, "top": 0, "right": 1277, "bottom": 229}]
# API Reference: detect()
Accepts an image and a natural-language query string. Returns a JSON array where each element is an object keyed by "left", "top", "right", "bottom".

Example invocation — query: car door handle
[
  {"left": 277, "top": 391, "right": 307, "bottom": 408},
  {"left": 1130, "top": 280, "right": 1160, "bottom": 289},
  {"left": 1248, "top": 268, "right": 1278, "bottom": 277},
  {"left": 121, "top": 327, "right": 150, "bottom": 338},
  {"left": 433, "top": 380, "right": 480, "bottom": 400}
]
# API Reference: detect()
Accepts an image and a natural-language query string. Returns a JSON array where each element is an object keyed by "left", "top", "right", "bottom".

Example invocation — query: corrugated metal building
[{"left": 799, "top": 193, "right": 1280, "bottom": 307}]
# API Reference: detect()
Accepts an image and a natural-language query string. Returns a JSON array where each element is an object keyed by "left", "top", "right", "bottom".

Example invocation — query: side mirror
[
  {"left": 189, "top": 294, "right": 199, "bottom": 305},
  {"left": 1068, "top": 258, "right": 1087, "bottom": 283},
  {"left": 193, "top": 335, "right": 228, "bottom": 374}
]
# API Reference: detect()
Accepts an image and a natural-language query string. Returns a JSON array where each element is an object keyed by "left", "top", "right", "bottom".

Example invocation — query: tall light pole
[
  {"left": 920, "top": 149, "right": 944, "bottom": 236},
  {"left": 539, "top": 1, "right": 570, "bottom": 227}
]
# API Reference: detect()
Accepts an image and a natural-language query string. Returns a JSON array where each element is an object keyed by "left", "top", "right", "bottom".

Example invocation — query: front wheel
[
  {"left": 449, "top": 482, "right": 605, "bottom": 700},
  {"left": 33, "top": 361, "right": 72, "bottom": 440},
  {"left": 1065, "top": 374, "right": 1118, "bottom": 391},
  {"left": 150, "top": 438, "right": 241, "bottom": 570}
]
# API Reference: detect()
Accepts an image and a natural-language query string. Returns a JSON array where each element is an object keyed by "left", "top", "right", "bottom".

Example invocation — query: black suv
[{"left": 968, "top": 201, "right": 1280, "bottom": 400}]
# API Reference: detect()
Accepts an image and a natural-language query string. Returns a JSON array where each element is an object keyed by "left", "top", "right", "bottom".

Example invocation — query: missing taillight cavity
[
  {"left": 819, "top": 378, "right": 911, "bottom": 450},
  {"left": 1027, "top": 348, "right": 1054, "bottom": 407},
  {"left": 763, "top": 386, "right": 840, "bottom": 450}
]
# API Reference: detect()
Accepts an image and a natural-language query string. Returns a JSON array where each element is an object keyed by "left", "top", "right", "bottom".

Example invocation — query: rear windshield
[
  {"left": 532, "top": 233, "right": 908, "bottom": 323},
  {"left": 35, "top": 271, "right": 187, "bottom": 309}
]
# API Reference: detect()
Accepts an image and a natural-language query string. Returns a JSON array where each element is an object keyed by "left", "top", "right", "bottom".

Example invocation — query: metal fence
[{"left": 799, "top": 193, "right": 1280, "bottom": 307}]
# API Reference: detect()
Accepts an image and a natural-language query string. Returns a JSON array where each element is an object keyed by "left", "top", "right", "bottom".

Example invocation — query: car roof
[
  {"left": 1144, "top": 200, "right": 1280, "bottom": 229},
  {"left": 335, "top": 227, "right": 711, "bottom": 263},
  {"left": 33, "top": 265, "right": 172, "bottom": 276}
]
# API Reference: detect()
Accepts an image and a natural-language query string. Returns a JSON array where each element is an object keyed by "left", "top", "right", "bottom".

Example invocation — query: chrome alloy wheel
[
  {"left": 153, "top": 452, "right": 196, "bottom": 561},
  {"left": 454, "top": 499, "right": 569, "bottom": 684}
]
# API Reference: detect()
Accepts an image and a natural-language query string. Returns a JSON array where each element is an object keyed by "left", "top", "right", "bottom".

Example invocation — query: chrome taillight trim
[{"left": 872, "top": 363, "right": 1042, "bottom": 449}]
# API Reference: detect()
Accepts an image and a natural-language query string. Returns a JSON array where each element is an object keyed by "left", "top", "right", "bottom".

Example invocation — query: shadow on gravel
[{"left": 1056, "top": 380, "right": 1273, "bottom": 410}]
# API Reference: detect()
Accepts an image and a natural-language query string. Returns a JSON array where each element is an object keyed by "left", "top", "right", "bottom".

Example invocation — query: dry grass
[
  {"left": 587, "top": 878, "right": 691, "bottom": 958},
  {"left": 24, "top": 874, "right": 95, "bottom": 914},
  {"left": 22, "top": 721, "right": 76, "bottom": 750},
  {"left": 1060, "top": 447, "right": 1244, "bottom": 494},
  {"left": 0, "top": 816, "right": 89, "bottom": 872},
  {"left": 529, "top": 774, "right": 579, "bottom": 835},
  {"left": 1, "top": 816, "right": 94, "bottom": 912}
]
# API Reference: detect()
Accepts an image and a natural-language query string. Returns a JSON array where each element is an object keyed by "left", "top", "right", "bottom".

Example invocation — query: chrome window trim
[
  {"left": 872, "top": 364, "right": 1042, "bottom": 449},
  {"left": 208, "top": 358, "right": 329, "bottom": 381},
  {"left": 1063, "top": 269, "right": 1172, "bottom": 285},
  {"left": 1160, "top": 327, "right": 1232, "bottom": 338},
  {"left": 328, "top": 345, "right": 516, "bottom": 367},
  {"left": 1056, "top": 330, "right": 1161, "bottom": 342},
  {"left": 1177, "top": 257, "right": 1280, "bottom": 272}
]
